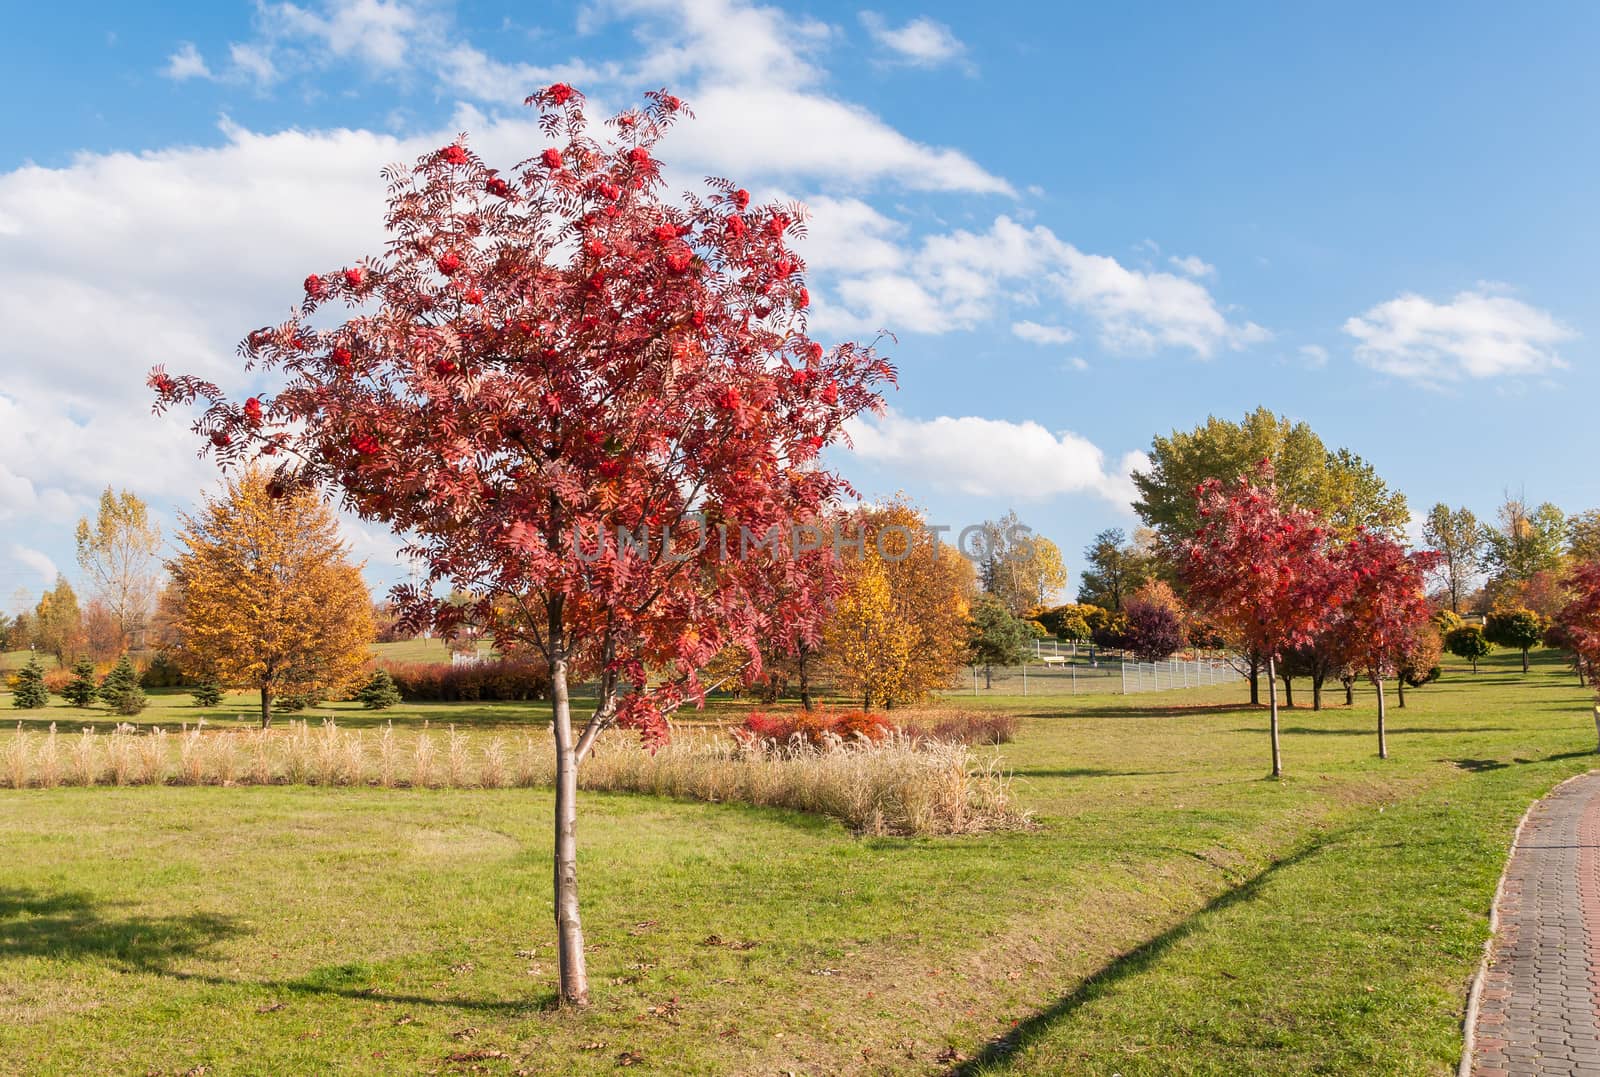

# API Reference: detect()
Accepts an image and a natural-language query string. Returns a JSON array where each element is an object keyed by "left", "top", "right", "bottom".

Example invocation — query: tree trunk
[
  {"left": 1593, "top": 705, "right": 1600, "bottom": 754},
  {"left": 984, "top": 665, "right": 992, "bottom": 690},
  {"left": 1343, "top": 677, "right": 1354, "bottom": 706},
  {"left": 797, "top": 646, "right": 813, "bottom": 712},
  {"left": 1396, "top": 676, "right": 1407, "bottom": 708},
  {"left": 1249, "top": 649, "right": 1260, "bottom": 706},
  {"left": 1375, "top": 678, "right": 1388, "bottom": 760},
  {"left": 259, "top": 685, "right": 272, "bottom": 729},
  {"left": 1281, "top": 674, "right": 1294, "bottom": 709},
  {"left": 1311, "top": 672, "right": 1324, "bottom": 711},
  {"left": 1522, "top": 646, "right": 1530, "bottom": 674},
  {"left": 548, "top": 610, "right": 589, "bottom": 1007},
  {"left": 1266, "top": 653, "right": 1282, "bottom": 778}
]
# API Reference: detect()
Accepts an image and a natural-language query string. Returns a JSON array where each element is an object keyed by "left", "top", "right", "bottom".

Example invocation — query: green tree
[
  {"left": 356, "top": 668, "right": 403, "bottom": 710},
  {"left": 62, "top": 657, "right": 99, "bottom": 707},
  {"left": 75, "top": 488, "right": 164, "bottom": 650},
  {"left": 1445, "top": 624, "right": 1492, "bottom": 674},
  {"left": 1132, "top": 407, "right": 1408, "bottom": 551},
  {"left": 1422, "top": 504, "right": 1484, "bottom": 614},
  {"left": 98, "top": 655, "right": 148, "bottom": 716},
  {"left": 1568, "top": 510, "right": 1600, "bottom": 564},
  {"left": 11, "top": 656, "right": 49, "bottom": 709},
  {"left": 1484, "top": 607, "right": 1546, "bottom": 673},
  {"left": 190, "top": 678, "right": 223, "bottom": 707},
  {"left": 1076, "top": 528, "right": 1152, "bottom": 611},
  {"left": 967, "top": 593, "right": 1030, "bottom": 689},
  {"left": 1485, "top": 497, "right": 1567, "bottom": 589}
]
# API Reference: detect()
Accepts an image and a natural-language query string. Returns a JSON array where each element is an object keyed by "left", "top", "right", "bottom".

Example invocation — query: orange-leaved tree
[
  {"left": 823, "top": 500, "right": 974, "bottom": 708},
  {"left": 166, "top": 468, "right": 374, "bottom": 726}
]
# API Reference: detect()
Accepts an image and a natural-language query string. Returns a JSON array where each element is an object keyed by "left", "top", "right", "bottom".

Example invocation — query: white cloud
[
  {"left": 1343, "top": 288, "right": 1573, "bottom": 381},
  {"left": 1299, "top": 344, "right": 1329, "bottom": 368},
  {"left": 846, "top": 410, "right": 1146, "bottom": 507},
  {"left": 1168, "top": 254, "right": 1214, "bottom": 278},
  {"left": 163, "top": 43, "right": 213, "bottom": 81},
  {"left": 9, "top": 545, "right": 59, "bottom": 586},
  {"left": 859, "top": 13, "right": 970, "bottom": 70},
  {"left": 1012, "top": 320, "right": 1076, "bottom": 345},
  {"left": 1065, "top": 356, "right": 1090, "bottom": 372},
  {"left": 228, "top": 43, "right": 281, "bottom": 87},
  {"left": 163, "top": 0, "right": 1011, "bottom": 197},
  {"left": 265, "top": 0, "right": 424, "bottom": 69},
  {"left": 822, "top": 216, "right": 1266, "bottom": 357}
]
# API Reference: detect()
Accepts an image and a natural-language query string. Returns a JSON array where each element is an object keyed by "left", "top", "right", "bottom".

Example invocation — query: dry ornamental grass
[{"left": 0, "top": 718, "right": 1029, "bottom": 836}]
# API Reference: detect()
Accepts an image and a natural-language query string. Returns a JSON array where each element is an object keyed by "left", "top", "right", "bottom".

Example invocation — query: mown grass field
[{"left": 0, "top": 647, "right": 1593, "bottom": 1075}]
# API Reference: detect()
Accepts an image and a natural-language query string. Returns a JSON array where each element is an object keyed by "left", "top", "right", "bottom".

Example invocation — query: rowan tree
[
  {"left": 1485, "top": 607, "right": 1547, "bottom": 673},
  {"left": 165, "top": 469, "right": 375, "bottom": 726},
  {"left": 75, "top": 488, "right": 164, "bottom": 649},
  {"left": 1327, "top": 531, "right": 1439, "bottom": 758},
  {"left": 151, "top": 86, "right": 892, "bottom": 1005},
  {"left": 1182, "top": 462, "right": 1343, "bottom": 777},
  {"left": 1554, "top": 562, "right": 1600, "bottom": 692}
]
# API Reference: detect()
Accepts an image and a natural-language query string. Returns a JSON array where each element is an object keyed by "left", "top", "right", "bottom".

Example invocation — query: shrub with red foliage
[
  {"left": 382, "top": 661, "right": 551, "bottom": 703},
  {"left": 738, "top": 708, "right": 893, "bottom": 747}
]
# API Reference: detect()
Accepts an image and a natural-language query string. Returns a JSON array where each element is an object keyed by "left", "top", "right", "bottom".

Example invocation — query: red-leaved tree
[
  {"left": 151, "top": 86, "right": 894, "bottom": 1005},
  {"left": 1182, "top": 463, "right": 1341, "bottom": 777},
  {"left": 1554, "top": 561, "right": 1600, "bottom": 749},
  {"left": 1328, "top": 531, "right": 1440, "bottom": 759}
]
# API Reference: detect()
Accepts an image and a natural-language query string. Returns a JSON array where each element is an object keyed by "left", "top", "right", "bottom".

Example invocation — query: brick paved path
[{"left": 1473, "top": 774, "right": 1600, "bottom": 1076}]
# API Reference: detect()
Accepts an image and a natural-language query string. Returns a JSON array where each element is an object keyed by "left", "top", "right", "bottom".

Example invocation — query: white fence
[
  {"left": 1118, "top": 657, "right": 1245, "bottom": 694},
  {"left": 964, "top": 653, "right": 1245, "bottom": 696}
]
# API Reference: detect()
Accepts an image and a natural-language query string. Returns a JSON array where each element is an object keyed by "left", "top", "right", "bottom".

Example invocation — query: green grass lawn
[{"left": 0, "top": 648, "right": 1593, "bottom": 1074}]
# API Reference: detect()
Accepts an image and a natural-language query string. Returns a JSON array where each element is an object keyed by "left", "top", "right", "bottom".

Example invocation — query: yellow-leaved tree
[
  {"left": 823, "top": 499, "right": 975, "bottom": 708},
  {"left": 166, "top": 469, "right": 375, "bottom": 726}
]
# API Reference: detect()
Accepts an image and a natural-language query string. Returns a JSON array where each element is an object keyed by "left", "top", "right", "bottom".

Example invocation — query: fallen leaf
[
  {"left": 445, "top": 1048, "right": 506, "bottom": 1063},
  {"left": 616, "top": 1051, "right": 644, "bottom": 1067},
  {"left": 256, "top": 1002, "right": 285, "bottom": 1014}
]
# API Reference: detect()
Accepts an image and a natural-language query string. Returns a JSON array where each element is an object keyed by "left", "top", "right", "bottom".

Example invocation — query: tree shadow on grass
[
  {"left": 947, "top": 833, "right": 1337, "bottom": 1076},
  {"left": 1230, "top": 725, "right": 1514, "bottom": 737},
  {"left": 0, "top": 887, "right": 243, "bottom": 973},
  {"left": 1015, "top": 769, "right": 1182, "bottom": 780},
  {"left": 1062, "top": 702, "right": 1255, "bottom": 721},
  {"left": 0, "top": 887, "right": 545, "bottom": 1015},
  {"left": 1441, "top": 749, "right": 1596, "bottom": 773}
]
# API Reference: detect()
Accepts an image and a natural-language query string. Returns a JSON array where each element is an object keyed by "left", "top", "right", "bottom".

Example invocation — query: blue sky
[{"left": 3, "top": 0, "right": 1597, "bottom": 607}]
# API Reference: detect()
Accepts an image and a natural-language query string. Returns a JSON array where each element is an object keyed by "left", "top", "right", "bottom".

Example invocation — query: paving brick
[{"left": 1471, "top": 774, "right": 1600, "bottom": 1075}]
